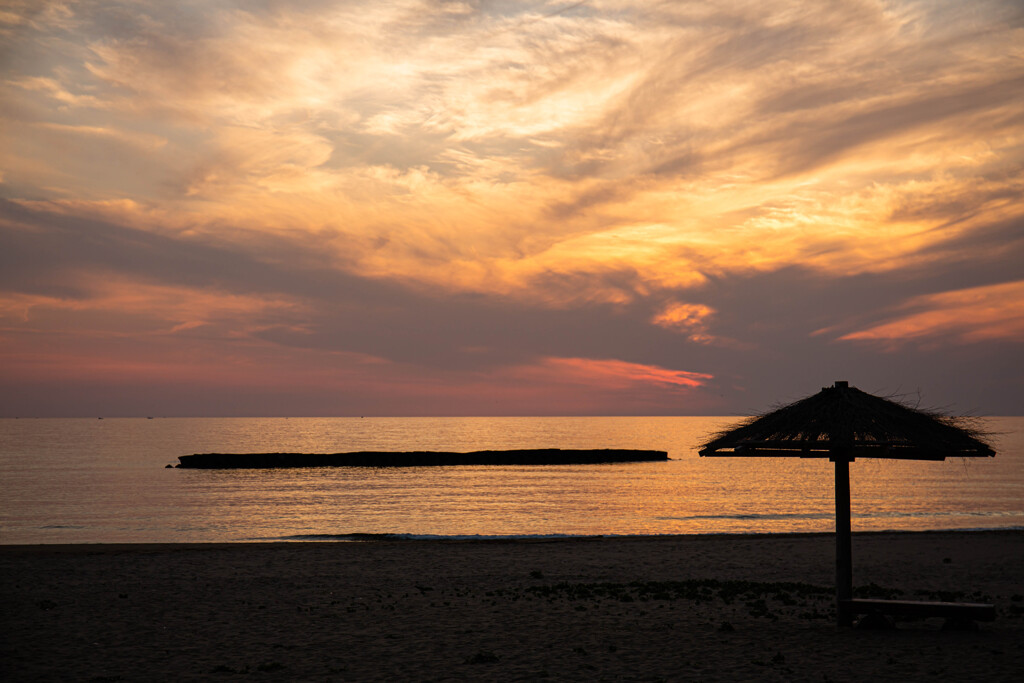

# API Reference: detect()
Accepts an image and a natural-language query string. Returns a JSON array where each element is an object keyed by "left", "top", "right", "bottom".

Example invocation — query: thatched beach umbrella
[{"left": 699, "top": 381, "right": 995, "bottom": 626}]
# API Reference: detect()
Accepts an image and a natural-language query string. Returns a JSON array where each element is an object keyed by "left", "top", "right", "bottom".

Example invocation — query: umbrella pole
[{"left": 834, "top": 455, "right": 854, "bottom": 626}]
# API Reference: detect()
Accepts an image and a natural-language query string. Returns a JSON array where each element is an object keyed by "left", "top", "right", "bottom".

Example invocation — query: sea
[{"left": 1, "top": 416, "right": 1022, "bottom": 545}]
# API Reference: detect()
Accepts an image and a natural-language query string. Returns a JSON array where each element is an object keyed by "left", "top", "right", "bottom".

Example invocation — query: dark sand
[{"left": 2, "top": 531, "right": 1022, "bottom": 681}]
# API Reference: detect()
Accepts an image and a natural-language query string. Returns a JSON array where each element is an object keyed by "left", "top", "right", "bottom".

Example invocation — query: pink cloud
[{"left": 519, "top": 357, "right": 712, "bottom": 390}]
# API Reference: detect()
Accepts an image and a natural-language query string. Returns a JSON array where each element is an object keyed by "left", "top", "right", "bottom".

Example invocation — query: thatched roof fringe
[{"left": 700, "top": 383, "right": 993, "bottom": 459}]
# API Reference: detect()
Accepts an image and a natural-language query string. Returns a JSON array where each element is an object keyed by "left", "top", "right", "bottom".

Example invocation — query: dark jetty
[{"left": 176, "top": 448, "right": 667, "bottom": 469}]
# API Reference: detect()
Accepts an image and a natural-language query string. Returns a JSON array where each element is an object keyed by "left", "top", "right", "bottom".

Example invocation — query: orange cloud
[
  {"left": 651, "top": 302, "right": 715, "bottom": 342},
  {"left": 839, "top": 281, "right": 1024, "bottom": 346}
]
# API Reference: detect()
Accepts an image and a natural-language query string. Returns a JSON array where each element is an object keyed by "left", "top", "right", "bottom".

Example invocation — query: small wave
[
  {"left": 262, "top": 533, "right": 608, "bottom": 542},
  {"left": 657, "top": 510, "right": 1024, "bottom": 522},
  {"left": 657, "top": 513, "right": 834, "bottom": 522},
  {"left": 931, "top": 525, "right": 1024, "bottom": 532},
  {"left": 856, "top": 510, "right": 1024, "bottom": 520}
]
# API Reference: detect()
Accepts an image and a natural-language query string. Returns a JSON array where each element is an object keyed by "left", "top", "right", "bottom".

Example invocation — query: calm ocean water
[{"left": 1, "top": 416, "right": 1021, "bottom": 544}]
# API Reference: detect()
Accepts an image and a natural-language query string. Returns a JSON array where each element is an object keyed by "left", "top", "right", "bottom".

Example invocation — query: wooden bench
[{"left": 841, "top": 598, "right": 995, "bottom": 627}]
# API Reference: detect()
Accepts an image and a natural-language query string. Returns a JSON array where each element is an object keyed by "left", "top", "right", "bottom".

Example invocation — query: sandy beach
[{"left": 2, "top": 531, "right": 1022, "bottom": 681}]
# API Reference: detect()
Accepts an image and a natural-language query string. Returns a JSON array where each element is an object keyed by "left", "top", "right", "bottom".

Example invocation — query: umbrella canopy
[{"left": 699, "top": 381, "right": 993, "bottom": 461}]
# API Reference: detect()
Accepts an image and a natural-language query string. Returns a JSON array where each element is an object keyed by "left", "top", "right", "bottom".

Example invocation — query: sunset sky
[{"left": 2, "top": 0, "right": 1022, "bottom": 417}]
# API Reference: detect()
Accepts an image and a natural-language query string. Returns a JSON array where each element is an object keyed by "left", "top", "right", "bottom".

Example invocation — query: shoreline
[
  {"left": 3, "top": 526, "right": 1022, "bottom": 551},
  {"left": 3, "top": 530, "right": 1022, "bottom": 681}
]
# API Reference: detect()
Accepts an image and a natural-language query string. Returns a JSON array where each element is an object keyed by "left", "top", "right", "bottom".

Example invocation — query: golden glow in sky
[{"left": 1, "top": 1, "right": 1022, "bottom": 416}]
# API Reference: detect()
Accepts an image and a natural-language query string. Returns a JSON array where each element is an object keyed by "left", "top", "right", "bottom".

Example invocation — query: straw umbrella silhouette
[{"left": 699, "top": 381, "right": 995, "bottom": 626}]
